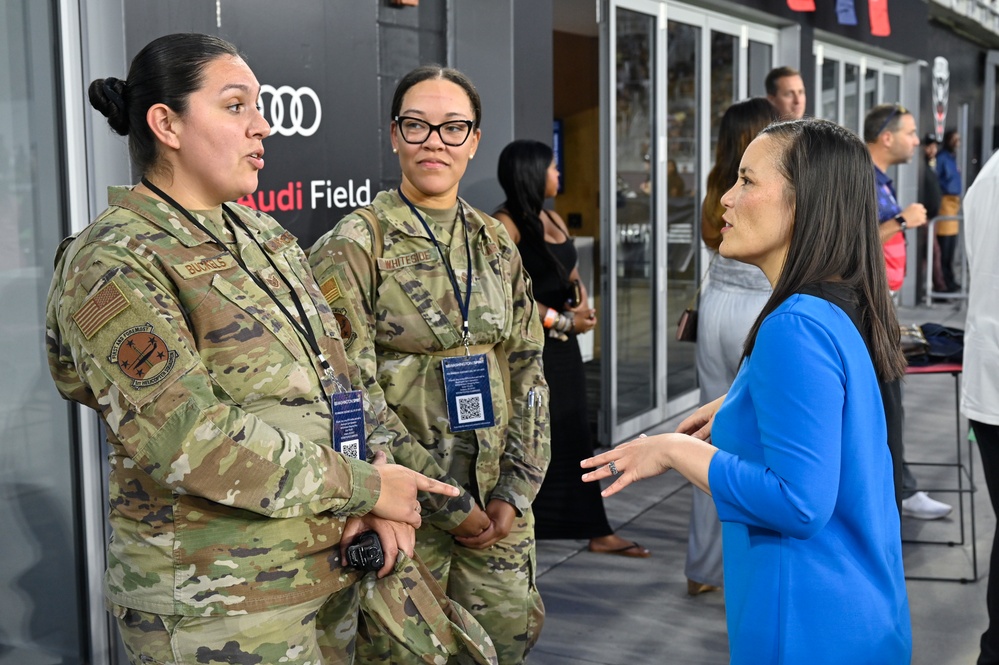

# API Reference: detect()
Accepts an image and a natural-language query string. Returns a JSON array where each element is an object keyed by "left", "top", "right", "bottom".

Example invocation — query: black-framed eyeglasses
[
  {"left": 394, "top": 116, "right": 475, "bottom": 147},
  {"left": 876, "top": 104, "right": 908, "bottom": 137}
]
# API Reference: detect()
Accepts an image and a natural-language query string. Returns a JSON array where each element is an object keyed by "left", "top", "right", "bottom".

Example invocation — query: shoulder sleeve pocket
[{"left": 74, "top": 273, "right": 199, "bottom": 411}]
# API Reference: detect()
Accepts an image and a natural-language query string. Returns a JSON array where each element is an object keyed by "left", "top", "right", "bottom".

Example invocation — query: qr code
[
  {"left": 341, "top": 439, "right": 360, "bottom": 459},
  {"left": 456, "top": 394, "right": 485, "bottom": 424}
]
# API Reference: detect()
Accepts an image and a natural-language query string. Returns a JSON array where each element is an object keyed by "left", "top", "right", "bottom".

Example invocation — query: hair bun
[{"left": 88, "top": 76, "right": 129, "bottom": 135}]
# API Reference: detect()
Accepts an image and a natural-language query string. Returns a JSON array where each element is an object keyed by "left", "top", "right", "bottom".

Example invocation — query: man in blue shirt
[{"left": 865, "top": 104, "right": 952, "bottom": 521}]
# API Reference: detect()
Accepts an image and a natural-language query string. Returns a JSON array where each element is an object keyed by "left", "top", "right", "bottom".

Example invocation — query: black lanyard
[
  {"left": 140, "top": 177, "right": 344, "bottom": 390},
  {"left": 398, "top": 189, "right": 474, "bottom": 347}
]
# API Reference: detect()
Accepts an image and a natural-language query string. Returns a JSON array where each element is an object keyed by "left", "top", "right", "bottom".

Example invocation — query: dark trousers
[
  {"left": 973, "top": 420, "right": 999, "bottom": 665},
  {"left": 938, "top": 234, "right": 960, "bottom": 290}
]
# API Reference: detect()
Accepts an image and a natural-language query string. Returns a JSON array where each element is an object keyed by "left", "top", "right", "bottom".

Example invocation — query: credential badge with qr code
[
  {"left": 332, "top": 390, "right": 366, "bottom": 460},
  {"left": 441, "top": 353, "right": 496, "bottom": 433}
]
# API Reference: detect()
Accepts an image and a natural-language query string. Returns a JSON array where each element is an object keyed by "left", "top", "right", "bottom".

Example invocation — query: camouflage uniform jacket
[
  {"left": 46, "top": 187, "right": 390, "bottom": 617},
  {"left": 308, "top": 189, "right": 550, "bottom": 530}
]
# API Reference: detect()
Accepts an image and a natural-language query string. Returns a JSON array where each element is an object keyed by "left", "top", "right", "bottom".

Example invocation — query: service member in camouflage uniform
[
  {"left": 47, "top": 34, "right": 458, "bottom": 665},
  {"left": 309, "top": 66, "right": 551, "bottom": 664}
]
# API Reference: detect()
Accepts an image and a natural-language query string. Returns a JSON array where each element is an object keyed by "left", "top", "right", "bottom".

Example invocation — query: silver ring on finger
[{"left": 608, "top": 461, "right": 620, "bottom": 476}]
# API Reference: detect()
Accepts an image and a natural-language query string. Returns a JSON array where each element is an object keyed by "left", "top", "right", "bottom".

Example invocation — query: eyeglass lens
[{"left": 396, "top": 117, "right": 473, "bottom": 146}]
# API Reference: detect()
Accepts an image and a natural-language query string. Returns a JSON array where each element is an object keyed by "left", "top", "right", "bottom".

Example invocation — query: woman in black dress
[{"left": 495, "top": 140, "right": 650, "bottom": 557}]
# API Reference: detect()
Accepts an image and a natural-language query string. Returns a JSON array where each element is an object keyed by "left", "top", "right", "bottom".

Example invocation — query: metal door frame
[{"left": 599, "top": 0, "right": 669, "bottom": 444}]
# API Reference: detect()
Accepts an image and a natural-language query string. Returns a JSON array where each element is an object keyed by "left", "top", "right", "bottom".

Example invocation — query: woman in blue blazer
[{"left": 583, "top": 119, "right": 911, "bottom": 664}]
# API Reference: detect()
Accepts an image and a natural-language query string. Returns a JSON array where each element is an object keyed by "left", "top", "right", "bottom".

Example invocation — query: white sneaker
[{"left": 901, "top": 491, "right": 953, "bottom": 520}]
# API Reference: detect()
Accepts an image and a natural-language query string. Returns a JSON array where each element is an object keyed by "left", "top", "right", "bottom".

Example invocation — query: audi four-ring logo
[{"left": 260, "top": 84, "right": 322, "bottom": 137}]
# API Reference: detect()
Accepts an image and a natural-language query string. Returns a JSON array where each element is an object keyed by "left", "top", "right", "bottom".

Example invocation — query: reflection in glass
[
  {"left": 864, "top": 67, "right": 879, "bottom": 115},
  {"left": 615, "top": 8, "right": 656, "bottom": 422},
  {"left": 844, "top": 63, "right": 859, "bottom": 133},
  {"left": 748, "top": 41, "right": 773, "bottom": 97},
  {"left": 666, "top": 20, "right": 700, "bottom": 399},
  {"left": 821, "top": 58, "right": 840, "bottom": 121},
  {"left": 883, "top": 73, "right": 900, "bottom": 106},
  {"left": 709, "top": 31, "right": 736, "bottom": 156},
  {"left": 0, "top": 1, "right": 85, "bottom": 663}
]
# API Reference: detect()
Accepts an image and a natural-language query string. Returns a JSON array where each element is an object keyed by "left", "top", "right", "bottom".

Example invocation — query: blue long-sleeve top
[
  {"left": 936, "top": 149, "right": 962, "bottom": 195},
  {"left": 708, "top": 293, "right": 911, "bottom": 664}
]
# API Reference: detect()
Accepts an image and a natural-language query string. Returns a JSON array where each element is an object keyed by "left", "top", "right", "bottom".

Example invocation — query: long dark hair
[
  {"left": 703, "top": 98, "right": 780, "bottom": 250},
  {"left": 88, "top": 33, "right": 240, "bottom": 176},
  {"left": 742, "top": 119, "right": 907, "bottom": 382},
  {"left": 942, "top": 128, "right": 959, "bottom": 152},
  {"left": 497, "top": 140, "right": 572, "bottom": 290}
]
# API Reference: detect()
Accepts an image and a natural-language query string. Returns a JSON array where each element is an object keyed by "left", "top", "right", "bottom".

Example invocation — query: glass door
[
  {"left": 983, "top": 51, "right": 999, "bottom": 159},
  {"left": 664, "top": 15, "right": 701, "bottom": 409},
  {"left": 814, "top": 43, "right": 904, "bottom": 129},
  {"left": 0, "top": 1, "right": 91, "bottom": 662},
  {"left": 599, "top": 1, "right": 778, "bottom": 444},
  {"left": 600, "top": 0, "right": 668, "bottom": 443}
]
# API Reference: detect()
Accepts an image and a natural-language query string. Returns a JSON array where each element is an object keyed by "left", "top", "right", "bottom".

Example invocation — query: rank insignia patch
[
  {"left": 258, "top": 266, "right": 287, "bottom": 292},
  {"left": 109, "top": 323, "right": 178, "bottom": 388},
  {"left": 73, "top": 281, "right": 130, "bottom": 339},
  {"left": 332, "top": 308, "right": 357, "bottom": 349}
]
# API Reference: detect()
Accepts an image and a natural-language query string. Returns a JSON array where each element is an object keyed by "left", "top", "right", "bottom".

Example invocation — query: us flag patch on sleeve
[
  {"left": 320, "top": 276, "right": 343, "bottom": 305},
  {"left": 73, "top": 281, "right": 130, "bottom": 339}
]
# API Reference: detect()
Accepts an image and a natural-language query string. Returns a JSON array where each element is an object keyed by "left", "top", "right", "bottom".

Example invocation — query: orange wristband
[{"left": 542, "top": 307, "right": 558, "bottom": 329}]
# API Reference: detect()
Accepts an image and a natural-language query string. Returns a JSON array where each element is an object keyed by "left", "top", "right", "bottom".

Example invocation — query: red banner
[{"left": 869, "top": 0, "right": 891, "bottom": 36}]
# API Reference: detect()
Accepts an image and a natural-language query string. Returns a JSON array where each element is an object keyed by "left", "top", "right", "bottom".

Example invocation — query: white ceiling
[{"left": 552, "top": 0, "right": 598, "bottom": 37}]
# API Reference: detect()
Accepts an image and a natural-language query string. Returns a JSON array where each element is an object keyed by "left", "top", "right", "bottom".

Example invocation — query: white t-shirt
[{"left": 960, "top": 149, "right": 999, "bottom": 426}]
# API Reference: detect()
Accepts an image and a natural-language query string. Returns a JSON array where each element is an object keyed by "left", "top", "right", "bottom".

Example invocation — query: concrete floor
[{"left": 531, "top": 298, "right": 988, "bottom": 664}]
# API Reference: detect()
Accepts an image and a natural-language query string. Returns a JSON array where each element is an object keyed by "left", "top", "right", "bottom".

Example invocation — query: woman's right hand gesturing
[
  {"left": 369, "top": 451, "right": 459, "bottom": 528},
  {"left": 675, "top": 394, "right": 726, "bottom": 441}
]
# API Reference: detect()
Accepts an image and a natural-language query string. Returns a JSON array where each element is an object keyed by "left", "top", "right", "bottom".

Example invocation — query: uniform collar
[
  {"left": 873, "top": 166, "right": 894, "bottom": 189},
  {"left": 377, "top": 189, "right": 489, "bottom": 243},
  {"left": 107, "top": 186, "right": 296, "bottom": 252},
  {"left": 108, "top": 186, "right": 224, "bottom": 248}
]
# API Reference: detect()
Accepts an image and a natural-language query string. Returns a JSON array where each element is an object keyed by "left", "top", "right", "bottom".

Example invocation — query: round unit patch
[
  {"left": 109, "top": 323, "right": 179, "bottom": 388},
  {"left": 332, "top": 308, "right": 358, "bottom": 349}
]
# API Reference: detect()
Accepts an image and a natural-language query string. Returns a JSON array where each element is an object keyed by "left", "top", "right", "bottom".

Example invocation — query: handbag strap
[{"left": 685, "top": 252, "right": 718, "bottom": 309}]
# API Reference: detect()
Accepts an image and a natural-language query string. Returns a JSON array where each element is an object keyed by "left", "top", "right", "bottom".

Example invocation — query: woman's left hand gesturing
[{"left": 580, "top": 434, "right": 675, "bottom": 498}]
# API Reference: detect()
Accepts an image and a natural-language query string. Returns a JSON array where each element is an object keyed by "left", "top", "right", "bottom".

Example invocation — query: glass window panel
[
  {"left": 864, "top": 67, "right": 879, "bottom": 115},
  {"left": 709, "top": 31, "right": 736, "bottom": 157},
  {"left": 666, "top": 19, "right": 700, "bottom": 400},
  {"left": 747, "top": 40, "right": 772, "bottom": 97},
  {"left": 821, "top": 58, "right": 840, "bottom": 121},
  {"left": 0, "top": 1, "right": 87, "bottom": 662},
  {"left": 844, "top": 63, "right": 860, "bottom": 134},
  {"left": 883, "top": 73, "right": 900, "bottom": 105},
  {"left": 615, "top": 7, "right": 657, "bottom": 422}
]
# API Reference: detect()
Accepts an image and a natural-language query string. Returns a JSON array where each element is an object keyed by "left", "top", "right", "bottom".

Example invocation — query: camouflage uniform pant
[
  {"left": 111, "top": 589, "right": 359, "bottom": 665},
  {"left": 357, "top": 510, "right": 544, "bottom": 665}
]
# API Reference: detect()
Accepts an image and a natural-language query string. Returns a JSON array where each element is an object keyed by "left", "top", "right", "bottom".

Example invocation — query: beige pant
[{"left": 936, "top": 195, "right": 961, "bottom": 236}]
